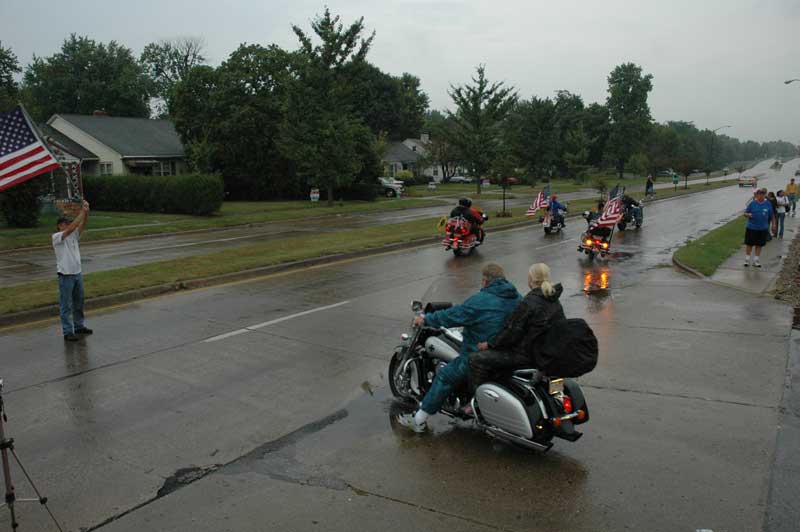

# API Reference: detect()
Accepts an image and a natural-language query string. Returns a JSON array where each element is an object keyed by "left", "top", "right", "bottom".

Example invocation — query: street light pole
[{"left": 707, "top": 125, "right": 732, "bottom": 185}]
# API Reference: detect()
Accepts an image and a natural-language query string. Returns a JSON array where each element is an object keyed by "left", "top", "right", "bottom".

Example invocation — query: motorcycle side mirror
[
  {"left": 583, "top": 211, "right": 590, "bottom": 217},
  {"left": 411, "top": 301, "right": 423, "bottom": 312},
  {"left": 482, "top": 213, "right": 489, "bottom": 221}
]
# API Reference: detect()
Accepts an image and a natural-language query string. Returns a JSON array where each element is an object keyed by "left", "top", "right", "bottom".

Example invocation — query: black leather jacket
[
  {"left": 449, "top": 205, "right": 482, "bottom": 225},
  {"left": 488, "top": 284, "right": 565, "bottom": 356}
]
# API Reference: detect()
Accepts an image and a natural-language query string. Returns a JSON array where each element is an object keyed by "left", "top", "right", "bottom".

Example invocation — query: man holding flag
[{"left": 0, "top": 105, "right": 91, "bottom": 340}]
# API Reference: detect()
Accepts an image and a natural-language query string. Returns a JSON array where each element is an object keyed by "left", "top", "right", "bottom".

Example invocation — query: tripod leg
[{"left": 9, "top": 450, "right": 64, "bottom": 532}]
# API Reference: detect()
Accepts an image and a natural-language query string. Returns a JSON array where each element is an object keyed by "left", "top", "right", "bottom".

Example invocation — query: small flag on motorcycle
[{"left": 437, "top": 215, "right": 448, "bottom": 229}]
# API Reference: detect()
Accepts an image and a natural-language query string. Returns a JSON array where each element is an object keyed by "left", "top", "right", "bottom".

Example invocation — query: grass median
[
  {"left": 673, "top": 217, "right": 746, "bottom": 276},
  {"left": 0, "top": 197, "right": 444, "bottom": 252}
]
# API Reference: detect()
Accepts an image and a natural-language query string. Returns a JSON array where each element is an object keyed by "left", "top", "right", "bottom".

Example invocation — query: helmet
[
  {"left": 458, "top": 197, "right": 472, "bottom": 208},
  {"left": 551, "top": 194, "right": 558, "bottom": 201}
]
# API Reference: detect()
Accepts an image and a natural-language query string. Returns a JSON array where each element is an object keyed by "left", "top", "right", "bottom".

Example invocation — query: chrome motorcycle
[{"left": 388, "top": 300, "right": 590, "bottom": 451}]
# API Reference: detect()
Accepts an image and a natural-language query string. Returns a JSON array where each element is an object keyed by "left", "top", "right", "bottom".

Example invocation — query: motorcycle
[
  {"left": 617, "top": 202, "right": 643, "bottom": 231},
  {"left": 442, "top": 213, "right": 488, "bottom": 256},
  {"left": 389, "top": 298, "right": 590, "bottom": 452},
  {"left": 578, "top": 211, "right": 612, "bottom": 260},
  {"left": 542, "top": 206, "right": 567, "bottom": 235}
]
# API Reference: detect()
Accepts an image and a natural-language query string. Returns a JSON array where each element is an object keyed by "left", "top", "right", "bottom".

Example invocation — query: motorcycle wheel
[
  {"left": 587, "top": 250, "right": 596, "bottom": 260},
  {"left": 388, "top": 351, "right": 416, "bottom": 404},
  {"left": 617, "top": 221, "right": 627, "bottom": 231},
  {"left": 453, "top": 248, "right": 464, "bottom": 257},
  {"left": 544, "top": 227, "right": 552, "bottom": 235}
]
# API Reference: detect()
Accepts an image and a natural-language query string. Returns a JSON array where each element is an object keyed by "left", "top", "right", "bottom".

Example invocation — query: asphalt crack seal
[{"left": 85, "top": 409, "right": 349, "bottom": 531}]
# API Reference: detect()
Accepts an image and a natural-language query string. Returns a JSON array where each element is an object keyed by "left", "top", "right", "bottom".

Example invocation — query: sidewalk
[{"left": 710, "top": 214, "right": 798, "bottom": 295}]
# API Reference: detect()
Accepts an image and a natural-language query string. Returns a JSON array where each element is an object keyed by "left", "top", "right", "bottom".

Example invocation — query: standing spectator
[
  {"left": 767, "top": 192, "right": 778, "bottom": 239},
  {"left": 52, "top": 200, "right": 93, "bottom": 341},
  {"left": 786, "top": 178, "right": 798, "bottom": 217},
  {"left": 645, "top": 175, "right": 655, "bottom": 198},
  {"left": 775, "top": 190, "right": 789, "bottom": 238},
  {"left": 743, "top": 189, "right": 773, "bottom": 268}
]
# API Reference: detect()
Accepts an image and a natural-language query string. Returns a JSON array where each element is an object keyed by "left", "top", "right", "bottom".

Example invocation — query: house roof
[
  {"left": 39, "top": 124, "right": 98, "bottom": 161},
  {"left": 49, "top": 114, "right": 185, "bottom": 158},
  {"left": 384, "top": 141, "right": 421, "bottom": 164}
]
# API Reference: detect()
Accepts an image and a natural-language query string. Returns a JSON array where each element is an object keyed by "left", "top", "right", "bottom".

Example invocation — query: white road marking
[{"left": 203, "top": 300, "right": 351, "bottom": 343}]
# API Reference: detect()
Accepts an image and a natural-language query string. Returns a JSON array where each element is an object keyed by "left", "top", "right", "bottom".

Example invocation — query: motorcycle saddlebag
[{"left": 535, "top": 318, "right": 598, "bottom": 378}]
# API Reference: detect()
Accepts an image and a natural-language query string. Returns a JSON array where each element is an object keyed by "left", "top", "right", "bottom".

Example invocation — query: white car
[
  {"left": 379, "top": 177, "right": 404, "bottom": 197},
  {"left": 449, "top": 176, "right": 473, "bottom": 184},
  {"left": 738, "top": 175, "right": 758, "bottom": 188}
]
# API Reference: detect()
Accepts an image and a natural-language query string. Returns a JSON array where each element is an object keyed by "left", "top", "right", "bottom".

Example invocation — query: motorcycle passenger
[
  {"left": 621, "top": 194, "right": 642, "bottom": 224},
  {"left": 397, "top": 263, "right": 522, "bottom": 433},
  {"left": 587, "top": 201, "right": 612, "bottom": 240},
  {"left": 470, "top": 263, "right": 565, "bottom": 389},
  {"left": 450, "top": 197, "right": 484, "bottom": 242},
  {"left": 548, "top": 194, "right": 567, "bottom": 227}
]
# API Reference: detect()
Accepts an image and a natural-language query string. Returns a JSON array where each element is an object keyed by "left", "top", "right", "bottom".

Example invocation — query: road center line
[{"left": 204, "top": 300, "right": 351, "bottom": 343}]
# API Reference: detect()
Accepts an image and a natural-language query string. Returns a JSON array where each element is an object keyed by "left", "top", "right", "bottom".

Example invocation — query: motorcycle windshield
[{"left": 416, "top": 274, "right": 476, "bottom": 336}]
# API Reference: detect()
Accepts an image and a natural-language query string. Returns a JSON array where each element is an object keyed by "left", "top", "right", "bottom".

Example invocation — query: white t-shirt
[
  {"left": 52, "top": 229, "right": 82, "bottom": 275},
  {"left": 776, "top": 196, "right": 789, "bottom": 214}
]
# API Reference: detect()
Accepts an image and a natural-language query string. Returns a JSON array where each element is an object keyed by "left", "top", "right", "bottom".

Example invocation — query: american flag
[
  {"left": 591, "top": 195, "right": 624, "bottom": 228},
  {"left": 0, "top": 106, "right": 60, "bottom": 192},
  {"left": 526, "top": 186, "right": 550, "bottom": 216}
]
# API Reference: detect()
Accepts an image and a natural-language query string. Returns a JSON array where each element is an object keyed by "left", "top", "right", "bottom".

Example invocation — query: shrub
[
  {"left": 83, "top": 174, "right": 224, "bottom": 215},
  {"left": 0, "top": 175, "right": 47, "bottom": 227},
  {"left": 591, "top": 175, "right": 608, "bottom": 197},
  {"left": 337, "top": 182, "right": 380, "bottom": 201}
]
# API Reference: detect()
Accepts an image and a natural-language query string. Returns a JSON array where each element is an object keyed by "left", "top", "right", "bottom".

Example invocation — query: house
[
  {"left": 383, "top": 134, "right": 446, "bottom": 180},
  {"left": 44, "top": 113, "right": 187, "bottom": 177}
]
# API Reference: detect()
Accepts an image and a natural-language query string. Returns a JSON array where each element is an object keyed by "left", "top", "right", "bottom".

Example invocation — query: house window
[
  {"left": 433, "top": 168, "right": 438, "bottom": 176},
  {"left": 100, "top": 162, "right": 113, "bottom": 176},
  {"left": 155, "top": 161, "right": 175, "bottom": 176}
]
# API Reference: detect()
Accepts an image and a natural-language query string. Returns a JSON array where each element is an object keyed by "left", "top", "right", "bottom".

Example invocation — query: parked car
[
  {"left": 657, "top": 169, "right": 674, "bottom": 177},
  {"left": 502, "top": 177, "right": 520, "bottom": 185},
  {"left": 449, "top": 175, "right": 473, "bottom": 184},
  {"left": 379, "top": 177, "right": 405, "bottom": 197},
  {"left": 738, "top": 175, "right": 758, "bottom": 188}
]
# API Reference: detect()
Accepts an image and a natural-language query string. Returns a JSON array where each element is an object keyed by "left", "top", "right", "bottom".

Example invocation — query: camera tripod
[{"left": 0, "top": 379, "right": 64, "bottom": 531}]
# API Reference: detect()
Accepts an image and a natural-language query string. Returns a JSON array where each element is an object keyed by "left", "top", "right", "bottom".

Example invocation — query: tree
[
  {"left": 22, "top": 34, "right": 151, "bottom": 121},
  {"left": 140, "top": 37, "right": 206, "bottom": 116},
  {"left": 606, "top": 63, "right": 653, "bottom": 179},
  {"left": 505, "top": 96, "right": 556, "bottom": 182},
  {"left": 583, "top": 103, "right": 610, "bottom": 168},
  {"left": 0, "top": 42, "right": 20, "bottom": 112},
  {"left": 448, "top": 65, "right": 517, "bottom": 194},
  {"left": 422, "top": 110, "right": 461, "bottom": 182},
  {"left": 279, "top": 8, "right": 376, "bottom": 205}
]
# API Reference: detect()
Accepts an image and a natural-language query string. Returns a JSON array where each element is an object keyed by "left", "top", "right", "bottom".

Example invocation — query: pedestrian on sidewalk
[
  {"left": 775, "top": 190, "right": 789, "bottom": 238},
  {"left": 645, "top": 175, "right": 655, "bottom": 198},
  {"left": 767, "top": 192, "right": 778, "bottom": 239},
  {"left": 52, "top": 200, "right": 93, "bottom": 341},
  {"left": 786, "top": 178, "right": 798, "bottom": 217},
  {"left": 743, "top": 189, "right": 773, "bottom": 268}
]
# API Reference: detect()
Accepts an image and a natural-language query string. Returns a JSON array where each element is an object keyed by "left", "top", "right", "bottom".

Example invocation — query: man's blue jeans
[
  {"left": 420, "top": 354, "right": 470, "bottom": 415},
  {"left": 58, "top": 273, "right": 85, "bottom": 336},
  {"left": 776, "top": 212, "right": 786, "bottom": 237}
]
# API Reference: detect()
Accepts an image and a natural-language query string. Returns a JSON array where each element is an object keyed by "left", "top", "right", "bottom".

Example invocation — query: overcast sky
[{"left": 2, "top": 0, "right": 799, "bottom": 144}]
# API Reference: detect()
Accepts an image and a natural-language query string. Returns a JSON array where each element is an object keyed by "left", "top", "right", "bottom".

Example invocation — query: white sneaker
[
  {"left": 396, "top": 413, "right": 427, "bottom": 433},
  {"left": 754, "top": 260, "right": 762, "bottom": 268},
  {"left": 744, "top": 260, "right": 750, "bottom": 267}
]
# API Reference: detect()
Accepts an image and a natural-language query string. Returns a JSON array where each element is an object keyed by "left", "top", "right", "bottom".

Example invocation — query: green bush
[
  {"left": 0, "top": 176, "right": 47, "bottom": 228},
  {"left": 83, "top": 174, "right": 224, "bottom": 215},
  {"left": 338, "top": 182, "right": 380, "bottom": 201}
]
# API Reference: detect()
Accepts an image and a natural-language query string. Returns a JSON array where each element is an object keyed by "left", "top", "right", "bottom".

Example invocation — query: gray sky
[{"left": 2, "top": 0, "right": 799, "bottom": 144}]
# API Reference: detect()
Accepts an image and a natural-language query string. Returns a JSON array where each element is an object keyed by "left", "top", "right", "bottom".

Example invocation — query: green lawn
[
  {"left": 673, "top": 217, "right": 747, "bottom": 276},
  {"left": 0, "top": 197, "right": 443, "bottom": 251}
]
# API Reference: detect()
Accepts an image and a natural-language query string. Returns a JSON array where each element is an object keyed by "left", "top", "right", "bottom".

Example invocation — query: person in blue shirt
[
  {"left": 743, "top": 188, "right": 774, "bottom": 267},
  {"left": 397, "top": 263, "right": 522, "bottom": 432},
  {"left": 548, "top": 195, "right": 567, "bottom": 227}
]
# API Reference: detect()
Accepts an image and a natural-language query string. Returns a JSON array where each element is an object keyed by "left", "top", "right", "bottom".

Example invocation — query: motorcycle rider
[
  {"left": 548, "top": 194, "right": 567, "bottom": 227},
  {"left": 586, "top": 201, "right": 612, "bottom": 239},
  {"left": 450, "top": 197, "right": 484, "bottom": 242},
  {"left": 397, "top": 263, "right": 522, "bottom": 433},
  {"left": 470, "top": 263, "right": 565, "bottom": 389},
  {"left": 620, "top": 193, "right": 642, "bottom": 224}
]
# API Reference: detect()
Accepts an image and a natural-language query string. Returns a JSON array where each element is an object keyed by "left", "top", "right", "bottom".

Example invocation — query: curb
[
  {"left": 670, "top": 254, "right": 707, "bottom": 278},
  {"left": 0, "top": 184, "right": 737, "bottom": 328}
]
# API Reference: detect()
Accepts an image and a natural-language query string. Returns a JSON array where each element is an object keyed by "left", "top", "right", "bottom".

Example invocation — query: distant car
[
  {"left": 657, "top": 169, "right": 674, "bottom": 177},
  {"left": 449, "top": 175, "right": 473, "bottom": 184},
  {"left": 502, "top": 177, "right": 520, "bottom": 185},
  {"left": 738, "top": 175, "right": 758, "bottom": 188},
  {"left": 379, "top": 177, "right": 405, "bottom": 197}
]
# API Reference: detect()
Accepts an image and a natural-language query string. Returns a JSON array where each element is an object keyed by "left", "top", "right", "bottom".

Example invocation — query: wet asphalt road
[
  {"left": 0, "top": 174, "right": 738, "bottom": 286},
  {"left": 0, "top": 159, "right": 797, "bottom": 531}
]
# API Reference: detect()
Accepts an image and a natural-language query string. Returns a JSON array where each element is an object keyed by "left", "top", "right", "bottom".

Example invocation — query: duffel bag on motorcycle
[{"left": 534, "top": 318, "right": 598, "bottom": 377}]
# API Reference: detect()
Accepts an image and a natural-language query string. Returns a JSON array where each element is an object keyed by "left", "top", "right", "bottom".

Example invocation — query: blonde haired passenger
[{"left": 470, "top": 263, "right": 565, "bottom": 388}]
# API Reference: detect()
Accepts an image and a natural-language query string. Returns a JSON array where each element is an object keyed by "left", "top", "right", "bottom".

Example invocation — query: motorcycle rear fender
[{"left": 564, "top": 379, "right": 590, "bottom": 424}]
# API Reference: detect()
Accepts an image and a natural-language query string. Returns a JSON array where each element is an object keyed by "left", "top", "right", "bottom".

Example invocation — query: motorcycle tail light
[
  {"left": 577, "top": 410, "right": 586, "bottom": 421},
  {"left": 552, "top": 417, "right": 562, "bottom": 428},
  {"left": 585, "top": 238, "right": 593, "bottom": 246},
  {"left": 562, "top": 396, "right": 573, "bottom": 414}
]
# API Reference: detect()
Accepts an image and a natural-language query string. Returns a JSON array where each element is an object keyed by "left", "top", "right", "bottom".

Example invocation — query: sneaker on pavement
[
  {"left": 63, "top": 333, "right": 79, "bottom": 342},
  {"left": 754, "top": 261, "right": 762, "bottom": 268},
  {"left": 75, "top": 327, "right": 93, "bottom": 335},
  {"left": 744, "top": 261, "right": 750, "bottom": 267},
  {"left": 396, "top": 413, "right": 427, "bottom": 433}
]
